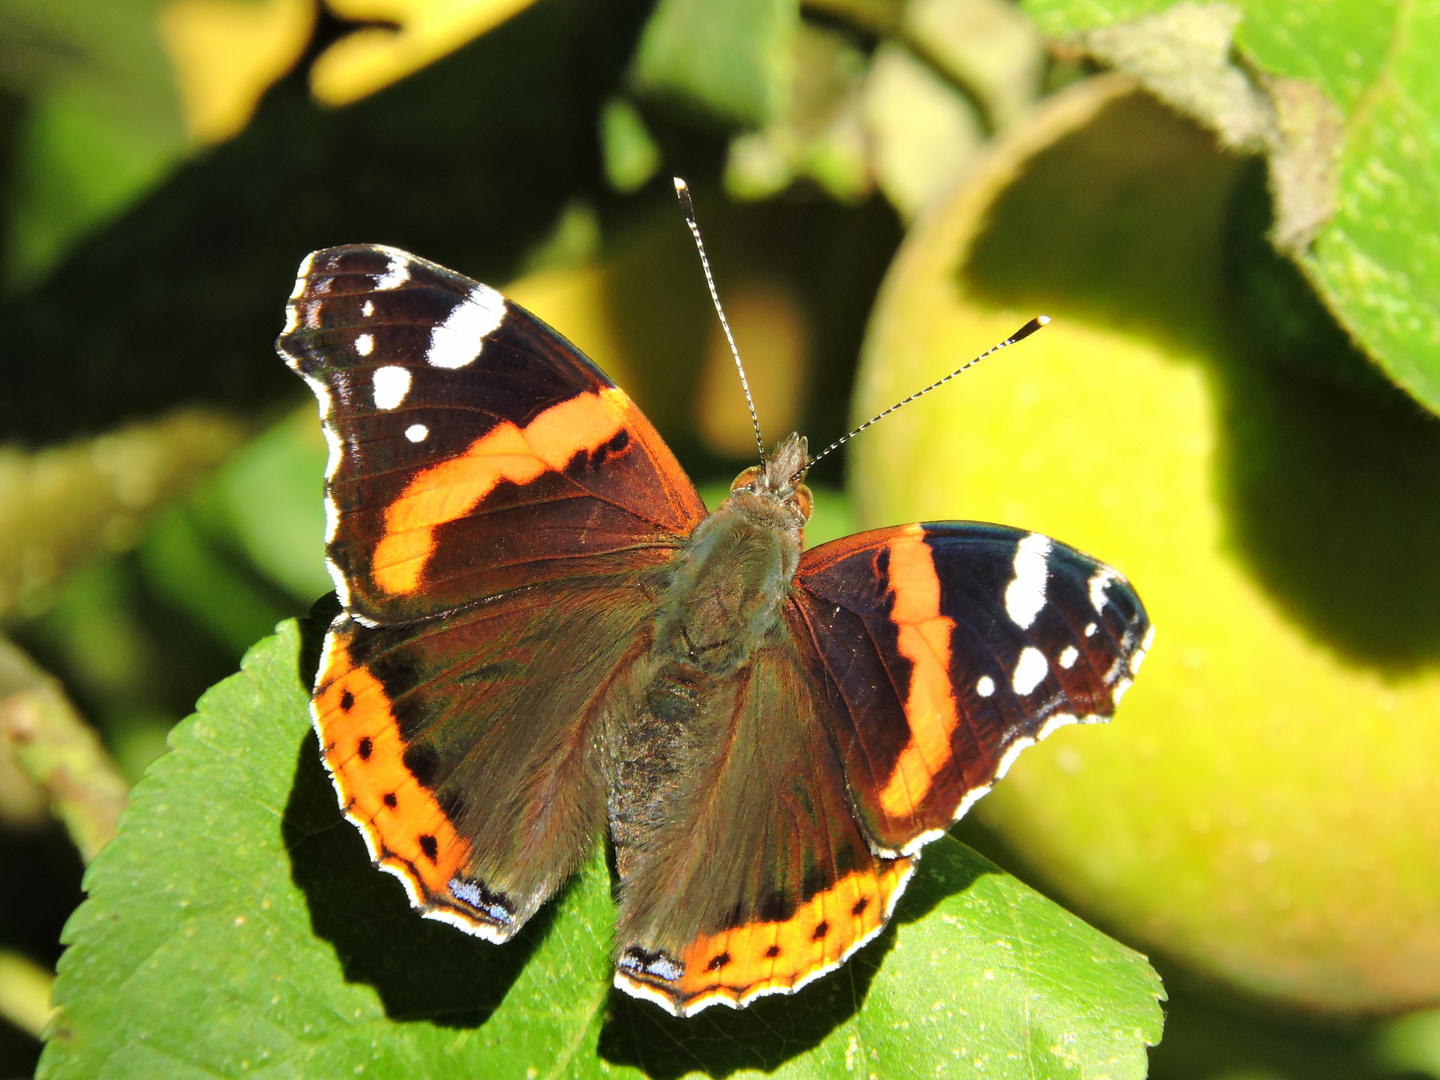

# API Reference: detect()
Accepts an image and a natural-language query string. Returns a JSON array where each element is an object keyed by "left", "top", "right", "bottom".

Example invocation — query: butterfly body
[{"left": 278, "top": 244, "right": 1153, "bottom": 1016}]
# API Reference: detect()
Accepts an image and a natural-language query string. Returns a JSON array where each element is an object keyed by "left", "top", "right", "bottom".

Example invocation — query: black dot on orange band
[
  {"left": 705, "top": 952, "right": 731, "bottom": 972},
  {"left": 357, "top": 737, "right": 373, "bottom": 760},
  {"left": 403, "top": 744, "right": 439, "bottom": 787},
  {"left": 852, "top": 897, "right": 869, "bottom": 916},
  {"left": 419, "top": 834, "right": 438, "bottom": 861},
  {"left": 765, "top": 945, "right": 781, "bottom": 958},
  {"left": 383, "top": 793, "right": 397, "bottom": 808},
  {"left": 812, "top": 921, "right": 830, "bottom": 941},
  {"left": 340, "top": 689, "right": 355, "bottom": 711}
]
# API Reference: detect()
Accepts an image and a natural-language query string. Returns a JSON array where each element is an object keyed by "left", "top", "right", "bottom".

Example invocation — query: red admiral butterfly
[{"left": 276, "top": 183, "right": 1151, "bottom": 1016}]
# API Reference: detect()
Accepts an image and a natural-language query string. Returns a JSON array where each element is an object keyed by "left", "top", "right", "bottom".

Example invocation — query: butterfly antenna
[
  {"left": 673, "top": 177, "right": 766, "bottom": 463},
  {"left": 804, "top": 316, "right": 1051, "bottom": 471}
]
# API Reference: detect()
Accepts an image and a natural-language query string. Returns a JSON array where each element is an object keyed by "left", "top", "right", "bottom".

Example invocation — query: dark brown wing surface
[{"left": 277, "top": 244, "right": 707, "bottom": 625}]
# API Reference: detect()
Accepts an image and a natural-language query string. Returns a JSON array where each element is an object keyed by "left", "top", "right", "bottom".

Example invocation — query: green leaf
[
  {"left": 1020, "top": 0, "right": 1440, "bottom": 415},
  {"left": 629, "top": 0, "right": 799, "bottom": 129},
  {"left": 601, "top": 96, "right": 662, "bottom": 194},
  {"left": 41, "top": 621, "right": 1163, "bottom": 1079}
]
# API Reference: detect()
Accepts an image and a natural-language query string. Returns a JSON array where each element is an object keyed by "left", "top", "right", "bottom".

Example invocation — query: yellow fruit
[{"left": 851, "top": 76, "right": 1440, "bottom": 1012}]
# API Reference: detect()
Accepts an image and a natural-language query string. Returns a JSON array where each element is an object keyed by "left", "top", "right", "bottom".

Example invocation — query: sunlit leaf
[
  {"left": 157, "top": 0, "right": 313, "bottom": 144},
  {"left": 311, "top": 0, "right": 544, "bottom": 106},
  {"left": 1023, "top": 0, "right": 1440, "bottom": 414},
  {"left": 629, "top": 0, "right": 799, "bottom": 128}
]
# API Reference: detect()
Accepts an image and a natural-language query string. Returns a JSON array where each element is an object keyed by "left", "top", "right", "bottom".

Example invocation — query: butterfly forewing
[
  {"left": 277, "top": 244, "right": 706, "bottom": 624},
  {"left": 790, "top": 522, "right": 1152, "bottom": 856}
]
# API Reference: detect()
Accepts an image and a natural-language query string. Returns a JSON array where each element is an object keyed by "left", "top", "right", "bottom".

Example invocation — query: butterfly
[{"left": 276, "top": 210, "right": 1152, "bottom": 1017}]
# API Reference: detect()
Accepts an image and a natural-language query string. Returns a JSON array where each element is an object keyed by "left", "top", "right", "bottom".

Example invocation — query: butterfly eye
[
  {"left": 730, "top": 465, "right": 763, "bottom": 492},
  {"left": 792, "top": 484, "right": 814, "bottom": 523}
]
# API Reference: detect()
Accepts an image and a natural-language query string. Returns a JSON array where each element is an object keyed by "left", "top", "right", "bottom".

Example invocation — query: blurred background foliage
[{"left": 0, "top": 0, "right": 1437, "bottom": 1076}]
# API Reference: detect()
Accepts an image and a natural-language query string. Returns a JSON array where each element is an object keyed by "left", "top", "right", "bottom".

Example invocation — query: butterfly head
[{"left": 728, "top": 432, "right": 813, "bottom": 526}]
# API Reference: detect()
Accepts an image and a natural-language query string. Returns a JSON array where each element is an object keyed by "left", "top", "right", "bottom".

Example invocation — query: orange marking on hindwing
[
  {"left": 666, "top": 860, "right": 913, "bottom": 1013},
  {"left": 313, "top": 633, "right": 470, "bottom": 901},
  {"left": 878, "top": 525, "right": 959, "bottom": 819},
  {"left": 371, "top": 387, "right": 632, "bottom": 595}
]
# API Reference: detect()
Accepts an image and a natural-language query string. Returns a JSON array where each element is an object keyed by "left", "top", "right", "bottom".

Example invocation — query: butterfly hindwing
[
  {"left": 314, "top": 556, "right": 660, "bottom": 940},
  {"left": 610, "top": 629, "right": 915, "bottom": 1016},
  {"left": 790, "top": 522, "right": 1153, "bottom": 856},
  {"left": 277, "top": 244, "right": 706, "bottom": 624}
]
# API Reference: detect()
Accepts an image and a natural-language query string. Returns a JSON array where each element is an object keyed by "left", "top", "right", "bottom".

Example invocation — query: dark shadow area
[
  {"left": 0, "top": 820, "right": 84, "bottom": 961},
  {"left": 0, "top": 1016, "right": 39, "bottom": 1080},
  {"left": 1148, "top": 972, "right": 1431, "bottom": 1080},
  {"left": 598, "top": 841, "right": 989, "bottom": 1077},
  {"left": 1214, "top": 166, "right": 1440, "bottom": 670},
  {"left": 963, "top": 89, "right": 1440, "bottom": 671},
  {"left": 282, "top": 723, "right": 555, "bottom": 1026},
  {"left": 0, "top": 819, "right": 83, "bottom": 1077},
  {"left": 967, "top": 91, "right": 1244, "bottom": 359},
  {"left": 0, "top": 0, "right": 652, "bottom": 444}
]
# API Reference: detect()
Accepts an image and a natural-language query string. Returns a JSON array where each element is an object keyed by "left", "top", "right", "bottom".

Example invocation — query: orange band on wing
[
  {"left": 372, "top": 386, "right": 631, "bottom": 595},
  {"left": 672, "top": 859, "right": 913, "bottom": 1012},
  {"left": 878, "top": 525, "right": 959, "bottom": 819},
  {"left": 314, "top": 634, "right": 470, "bottom": 899}
]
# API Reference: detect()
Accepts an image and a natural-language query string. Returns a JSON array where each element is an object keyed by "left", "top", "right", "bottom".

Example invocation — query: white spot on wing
[
  {"left": 372, "top": 365, "right": 411, "bottom": 410},
  {"left": 1011, "top": 647, "right": 1048, "bottom": 695},
  {"left": 975, "top": 674, "right": 995, "bottom": 697},
  {"left": 355, "top": 333, "right": 374, "bottom": 356},
  {"left": 1130, "top": 649, "right": 1147, "bottom": 674},
  {"left": 1113, "top": 677, "right": 1133, "bottom": 704},
  {"left": 374, "top": 252, "right": 410, "bottom": 290},
  {"left": 1059, "top": 645, "right": 1078, "bottom": 669},
  {"left": 1005, "top": 532, "right": 1050, "bottom": 629},
  {"left": 405, "top": 423, "right": 428, "bottom": 442},
  {"left": 1084, "top": 622, "right": 1098, "bottom": 637},
  {"left": 428, "top": 284, "right": 505, "bottom": 368},
  {"left": 1089, "top": 566, "right": 1118, "bottom": 612},
  {"left": 1142, "top": 624, "right": 1156, "bottom": 650},
  {"left": 362, "top": 300, "right": 374, "bottom": 316}
]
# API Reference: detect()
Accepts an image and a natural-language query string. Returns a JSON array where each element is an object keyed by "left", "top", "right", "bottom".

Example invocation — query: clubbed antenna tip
[{"left": 803, "top": 316, "right": 1052, "bottom": 471}]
